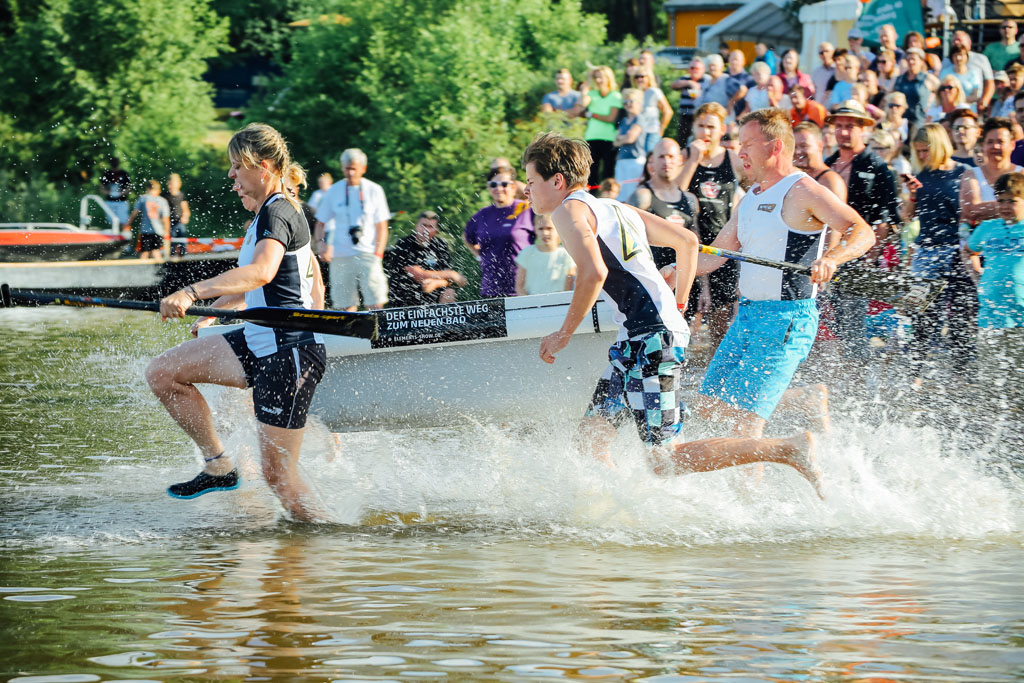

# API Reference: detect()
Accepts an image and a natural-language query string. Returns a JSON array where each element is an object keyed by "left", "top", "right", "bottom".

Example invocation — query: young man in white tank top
[
  {"left": 694, "top": 110, "right": 875, "bottom": 458},
  {"left": 522, "top": 131, "right": 832, "bottom": 496}
]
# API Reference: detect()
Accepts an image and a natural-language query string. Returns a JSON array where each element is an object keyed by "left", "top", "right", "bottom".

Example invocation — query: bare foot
[{"left": 787, "top": 430, "right": 824, "bottom": 500}]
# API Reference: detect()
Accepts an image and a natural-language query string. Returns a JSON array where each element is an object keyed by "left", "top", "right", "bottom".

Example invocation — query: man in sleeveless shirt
[
  {"left": 695, "top": 110, "right": 875, "bottom": 450},
  {"left": 627, "top": 138, "right": 701, "bottom": 269},
  {"left": 793, "top": 122, "right": 847, "bottom": 202},
  {"left": 522, "top": 131, "right": 827, "bottom": 497}
]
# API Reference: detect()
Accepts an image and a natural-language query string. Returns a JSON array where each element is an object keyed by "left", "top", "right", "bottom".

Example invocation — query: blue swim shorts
[
  {"left": 585, "top": 329, "right": 688, "bottom": 447},
  {"left": 699, "top": 298, "right": 818, "bottom": 420}
]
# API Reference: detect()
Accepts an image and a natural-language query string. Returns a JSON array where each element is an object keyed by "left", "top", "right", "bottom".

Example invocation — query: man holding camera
[{"left": 314, "top": 148, "right": 390, "bottom": 310}]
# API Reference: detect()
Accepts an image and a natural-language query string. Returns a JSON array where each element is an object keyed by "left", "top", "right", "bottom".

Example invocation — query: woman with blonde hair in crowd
[
  {"left": 633, "top": 64, "right": 673, "bottom": 154},
  {"left": 573, "top": 65, "right": 622, "bottom": 188},
  {"left": 901, "top": 122, "right": 974, "bottom": 381},
  {"left": 741, "top": 61, "right": 773, "bottom": 114},
  {"left": 148, "top": 122, "right": 330, "bottom": 521},
  {"left": 927, "top": 75, "right": 968, "bottom": 123}
]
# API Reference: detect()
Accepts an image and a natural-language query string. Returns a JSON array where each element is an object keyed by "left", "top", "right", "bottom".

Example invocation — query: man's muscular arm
[{"left": 801, "top": 180, "right": 876, "bottom": 282}]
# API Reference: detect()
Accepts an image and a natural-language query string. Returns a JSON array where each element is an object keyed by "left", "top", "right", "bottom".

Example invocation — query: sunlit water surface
[{"left": 1, "top": 308, "right": 1023, "bottom": 682}]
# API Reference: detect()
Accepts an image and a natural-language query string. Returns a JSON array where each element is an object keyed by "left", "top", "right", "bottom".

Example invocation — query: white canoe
[{"left": 206, "top": 291, "right": 622, "bottom": 431}]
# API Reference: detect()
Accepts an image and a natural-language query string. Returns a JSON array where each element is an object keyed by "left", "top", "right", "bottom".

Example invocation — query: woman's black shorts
[{"left": 223, "top": 329, "right": 327, "bottom": 429}]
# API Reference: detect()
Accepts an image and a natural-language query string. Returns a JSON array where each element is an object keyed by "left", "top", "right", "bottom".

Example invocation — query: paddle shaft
[
  {"left": 696, "top": 244, "right": 945, "bottom": 312},
  {"left": 1, "top": 288, "right": 378, "bottom": 340},
  {"left": 698, "top": 244, "right": 810, "bottom": 273}
]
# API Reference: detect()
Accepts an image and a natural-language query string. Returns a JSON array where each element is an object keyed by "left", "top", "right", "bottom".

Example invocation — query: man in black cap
[{"left": 825, "top": 100, "right": 900, "bottom": 376}]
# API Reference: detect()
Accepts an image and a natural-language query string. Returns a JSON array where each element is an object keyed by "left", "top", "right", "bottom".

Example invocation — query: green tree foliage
[
  {"left": 580, "top": 0, "right": 666, "bottom": 43},
  {"left": 0, "top": 0, "right": 228, "bottom": 190},
  {"left": 210, "top": 0, "right": 316, "bottom": 63},
  {"left": 245, "top": 0, "right": 608, "bottom": 237}
]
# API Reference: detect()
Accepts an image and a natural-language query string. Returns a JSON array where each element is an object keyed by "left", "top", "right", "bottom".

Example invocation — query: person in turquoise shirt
[
  {"left": 572, "top": 65, "right": 622, "bottom": 189},
  {"left": 966, "top": 171, "right": 1024, "bottom": 415}
]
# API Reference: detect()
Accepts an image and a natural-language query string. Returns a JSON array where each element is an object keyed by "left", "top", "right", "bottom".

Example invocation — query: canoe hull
[{"left": 314, "top": 329, "right": 617, "bottom": 430}]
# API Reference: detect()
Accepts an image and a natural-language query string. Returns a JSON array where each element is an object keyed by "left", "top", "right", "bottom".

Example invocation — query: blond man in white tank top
[{"left": 692, "top": 110, "right": 876, "bottom": 489}]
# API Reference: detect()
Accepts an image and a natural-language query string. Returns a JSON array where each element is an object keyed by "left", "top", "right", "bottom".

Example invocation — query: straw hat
[{"left": 826, "top": 100, "right": 876, "bottom": 126}]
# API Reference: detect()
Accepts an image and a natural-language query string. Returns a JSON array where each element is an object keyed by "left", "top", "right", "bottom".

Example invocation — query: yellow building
[{"left": 665, "top": 0, "right": 800, "bottom": 65}]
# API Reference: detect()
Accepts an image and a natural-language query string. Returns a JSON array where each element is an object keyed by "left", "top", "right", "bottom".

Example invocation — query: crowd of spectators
[{"left": 519, "top": 21, "right": 1024, "bottom": 390}]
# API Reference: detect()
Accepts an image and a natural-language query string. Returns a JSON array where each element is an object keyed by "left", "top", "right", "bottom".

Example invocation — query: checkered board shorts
[{"left": 584, "top": 329, "right": 688, "bottom": 447}]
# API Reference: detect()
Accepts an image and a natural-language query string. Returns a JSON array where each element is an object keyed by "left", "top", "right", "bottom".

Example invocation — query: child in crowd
[
  {"left": 598, "top": 178, "right": 620, "bottom": 198},
  {"left": 966, "top": 171, "right": 1024, "bottom": 413},
  {"left": 514, "top": 214, "right": 576, "bottom": 295},
  {"left": 613, "top": 88, "right": 646, "bottom": 200}
]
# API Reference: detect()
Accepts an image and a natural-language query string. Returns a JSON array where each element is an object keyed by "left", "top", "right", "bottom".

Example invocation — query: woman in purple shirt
[{"left": 464, "top": 166, "right": 535, "bottom": 297}]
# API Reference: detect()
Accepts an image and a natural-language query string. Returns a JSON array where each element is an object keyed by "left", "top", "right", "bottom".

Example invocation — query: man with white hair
[
  {"left": 314, "top": 148, "right": 391, "bottom": 311},
  {"left": 812, "top": 42, "right": 836, "bottom": 104}
]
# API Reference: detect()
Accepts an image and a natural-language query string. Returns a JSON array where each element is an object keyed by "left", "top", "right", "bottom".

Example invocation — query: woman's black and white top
[
  {"left": 240, "top": 193, "right": 324, "bottom": 357},
  {"left": 736, "top": 172, "right": 826, "bottom": 301},
  {"left": 563, "top": 190, "right": 688, "bottom": 342}
]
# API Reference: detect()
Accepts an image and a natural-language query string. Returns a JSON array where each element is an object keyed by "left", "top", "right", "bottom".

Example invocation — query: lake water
[{"left": 2, "top": 307, "right": 1023, "bottom": 682}]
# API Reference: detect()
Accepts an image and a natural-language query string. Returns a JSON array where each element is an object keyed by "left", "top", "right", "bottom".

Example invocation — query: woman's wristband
[{"left": 185, "top": 284, "right": 200, "bottom": 302}]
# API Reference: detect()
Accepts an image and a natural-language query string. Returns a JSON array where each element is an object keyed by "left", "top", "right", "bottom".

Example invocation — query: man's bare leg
[
  {"left": 576, "top": 415, "right": 619, "bottom": 466},
  {"left": 652, "top": 430, "right": 823, "bottom": 499},
  {"left": 777, "top": 383, "right": 831, "bottom": 433}
]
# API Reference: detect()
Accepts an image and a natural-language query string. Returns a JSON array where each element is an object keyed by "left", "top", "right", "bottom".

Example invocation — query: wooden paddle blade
[
  {"left": 831, "top": 269, "right": 947, "bottom": 312},
  {"left": 236, "top": 306, "right": 379, "bottom": 340}
]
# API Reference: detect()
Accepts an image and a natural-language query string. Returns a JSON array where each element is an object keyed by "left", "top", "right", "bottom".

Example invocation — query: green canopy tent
[{"left": 855, "top": 0, "right": 925, "bottom": 48}]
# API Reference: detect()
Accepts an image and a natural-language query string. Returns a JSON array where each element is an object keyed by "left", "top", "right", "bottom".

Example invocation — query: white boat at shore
[{"left": 205, "top": 291, "right": 621, "bottom": 431}]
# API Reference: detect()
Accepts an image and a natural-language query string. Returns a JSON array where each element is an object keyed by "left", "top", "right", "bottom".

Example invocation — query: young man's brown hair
[
  {"left": 521, "top": 131, "right": 592, "bottom": 189},
  {"left": 994, "top": 171, "right": 1024, "bottom": 198},
  {"left": 792, "top": 120, "right": 823, "bottom": 138}
]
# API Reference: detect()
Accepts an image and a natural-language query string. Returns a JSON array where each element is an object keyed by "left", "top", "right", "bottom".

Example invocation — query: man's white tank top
[
  {"left": 736, "top": 172, "right": 825, "bottom": 301},
  {"left": 563, "top": 190, "right": 688, "bottom": 342}
]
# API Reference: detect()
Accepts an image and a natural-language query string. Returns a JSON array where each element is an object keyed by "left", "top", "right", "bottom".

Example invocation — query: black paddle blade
[
  {"left": 832, "top": 269, "right": 947, "bottom": 312},
  {"left": 0, "top": 284, "right": 10, "bottom": 308}
]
